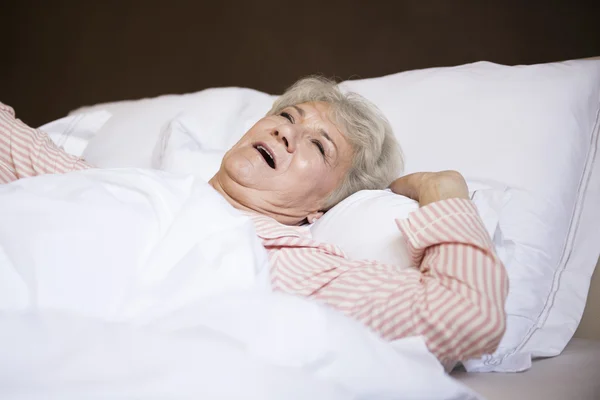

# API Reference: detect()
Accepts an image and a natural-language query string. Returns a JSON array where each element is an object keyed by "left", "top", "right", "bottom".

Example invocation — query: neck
[
  {"left": 209, "top": 175, "right": 254, "bottom": 214},
  {"left": 209, "top": 174, "right": 306, "bottom": 226}
]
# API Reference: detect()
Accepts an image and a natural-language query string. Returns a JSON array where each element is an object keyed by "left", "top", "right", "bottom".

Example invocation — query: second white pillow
[{"left": 310, "top": 185, "right": 508, "bottom": 268}]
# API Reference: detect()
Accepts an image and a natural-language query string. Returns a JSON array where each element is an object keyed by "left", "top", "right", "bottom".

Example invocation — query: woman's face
[{"left": 210, "top": 101, "right": 353, "bottom": 225}]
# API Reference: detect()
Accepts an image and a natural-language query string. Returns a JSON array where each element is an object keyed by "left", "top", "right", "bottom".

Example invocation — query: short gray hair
[{"left": 268, "top": 76, "right": 404, "bottom": 210}]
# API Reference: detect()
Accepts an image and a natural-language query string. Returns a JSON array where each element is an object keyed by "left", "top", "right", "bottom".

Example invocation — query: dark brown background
[{"left": 1, "top": 0, "right": 599, "bottom": 126}]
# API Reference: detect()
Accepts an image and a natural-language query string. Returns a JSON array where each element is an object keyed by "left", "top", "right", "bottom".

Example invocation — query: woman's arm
[
  {"left": 393, "top": 197, "right": 508, "bottom": 363},
  {"left": 269, "top": 172, "right": 508, "bottom": 366},
  {"left": 389, "top": 171, "right": 508, "bottom": 363},
  {"left": 0, "top": 102, "right": 91, "bottom": 184}
]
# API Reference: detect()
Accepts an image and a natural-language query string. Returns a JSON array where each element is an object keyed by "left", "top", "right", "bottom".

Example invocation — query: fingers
[{"left": 389, "top": 172, "right": 428, "bottom": 200}]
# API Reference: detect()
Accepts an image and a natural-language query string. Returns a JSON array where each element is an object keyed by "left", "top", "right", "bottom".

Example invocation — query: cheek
[
  {"left": 293, "top": 157, "right": 327, "bottom": 179},
  {"left": 292, "top": 159, "right": 340, "bottom": 190},
  {"left": 295, "top": 157, "right": 315, "bottom": 170}
]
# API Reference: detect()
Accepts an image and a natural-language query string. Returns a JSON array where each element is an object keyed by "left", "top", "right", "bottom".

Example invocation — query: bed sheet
[{"left": 452, "top": 338, "right": 600, "bottom": 399}]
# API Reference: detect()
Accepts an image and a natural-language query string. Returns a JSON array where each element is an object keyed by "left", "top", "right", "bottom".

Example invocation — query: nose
[{"left": 273, "top": 124, "right": 298, "bottom": 153}]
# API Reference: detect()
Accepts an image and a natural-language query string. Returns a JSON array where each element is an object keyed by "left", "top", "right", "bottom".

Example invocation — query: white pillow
[
  {"left": 74, "top": 88, "right": 275, "bottom": 168},
  {"left": 38, "top": 110, "right": 112, "bottom": 157},
  {"left": 341, "top": 59, "right": 600, "bottom": 372},
  {"left": 73, "top": 58, "right": 600, "bottom": 373},
  {"left": 151, "top": 112, "right": 228, "bottom": 181},
  {"left": 310, "top": 184, "right": 508, "bottom": 268}
]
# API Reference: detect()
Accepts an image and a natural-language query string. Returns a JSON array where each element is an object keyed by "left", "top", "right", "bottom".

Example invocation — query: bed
[
  {"left": 453, "top": 338, "right": 600, "bottom": 399},
  {"left": 453, "top": 263, "right": 600, "bottom": 399},
  {"left": 2, "top": 3, "right": 600, "bottom": 399},
  {"left": 2, "top": 56, "right": 598, "bottom": 399}
]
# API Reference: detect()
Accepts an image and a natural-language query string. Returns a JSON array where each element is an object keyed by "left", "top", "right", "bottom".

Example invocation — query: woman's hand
[{"left": 389, "top": 170, "right": 469, "bottom": 207}]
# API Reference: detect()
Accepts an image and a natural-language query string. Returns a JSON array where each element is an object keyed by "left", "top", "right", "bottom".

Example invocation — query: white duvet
[{"left": 0, "top": 169, "right": 481, "bottom": 399}]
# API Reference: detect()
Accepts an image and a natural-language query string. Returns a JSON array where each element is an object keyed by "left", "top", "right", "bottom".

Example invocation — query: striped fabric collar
[
  {"left": 241, "top": 211, "right": 312, "bottom": 240},
  {"left": 240, "top": 210, "right": 347, "bottom": 258}
]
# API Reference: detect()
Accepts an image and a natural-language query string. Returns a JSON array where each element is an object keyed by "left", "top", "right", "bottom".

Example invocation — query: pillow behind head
[
  {"left": 80, "top": 87, "right": 275, "bottom": 169},
  {"left": 152, "top": 113, "right": 228, "bottom": 182},
  {"left": 152, "top": 89, "right": 275, "bottom": 181}
]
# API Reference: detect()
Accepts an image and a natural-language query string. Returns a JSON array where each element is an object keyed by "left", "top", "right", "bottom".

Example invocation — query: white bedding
[{"left": 0, "top": 169, "right": 480, "bottom": 399}]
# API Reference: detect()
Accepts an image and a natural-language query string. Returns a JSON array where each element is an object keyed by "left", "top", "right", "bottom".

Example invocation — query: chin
[{"left": 223, "top": 153, "right": 261, "bottom": 187}]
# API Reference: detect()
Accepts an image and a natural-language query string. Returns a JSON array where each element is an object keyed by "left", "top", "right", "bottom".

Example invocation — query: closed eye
[
  {"left": 280, "top": 112, "right": 294, "bottom": 123},
  {"left": 312, "top": 139, "right": 325, "bottom": 156}
]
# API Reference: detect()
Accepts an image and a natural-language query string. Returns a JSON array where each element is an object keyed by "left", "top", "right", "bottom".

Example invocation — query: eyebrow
[{"left": 292, "top": 105, "right": 305, "bottom": 117}]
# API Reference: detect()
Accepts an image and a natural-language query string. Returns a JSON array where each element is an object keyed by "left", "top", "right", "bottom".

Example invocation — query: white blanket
[{"left": 0, "top": 169, "right": 482, "bottom": 399}]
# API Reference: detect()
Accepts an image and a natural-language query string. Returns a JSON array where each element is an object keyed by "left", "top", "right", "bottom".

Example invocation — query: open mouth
[{"left": 254, "top": 144, "right": 276, "bottom": 169}]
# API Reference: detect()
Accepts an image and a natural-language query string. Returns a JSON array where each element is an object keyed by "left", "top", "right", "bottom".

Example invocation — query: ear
[{"left": 306, "top": 211, "right": 324, "bottom": 224}]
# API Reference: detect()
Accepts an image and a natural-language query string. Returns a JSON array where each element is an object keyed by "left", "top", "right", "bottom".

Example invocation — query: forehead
[{"left": 292, "top": 101, "right": 342, "bottom": 133}]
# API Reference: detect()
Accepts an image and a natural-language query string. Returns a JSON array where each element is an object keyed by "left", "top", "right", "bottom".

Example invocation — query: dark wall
[{"left": 1, "top": 0, "right": 599, "bottom": 126}]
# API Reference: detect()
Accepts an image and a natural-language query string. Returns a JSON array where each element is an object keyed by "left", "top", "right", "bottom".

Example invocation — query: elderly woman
[{"left": 0, "top": 77, "right": 508, "bottom": 369}]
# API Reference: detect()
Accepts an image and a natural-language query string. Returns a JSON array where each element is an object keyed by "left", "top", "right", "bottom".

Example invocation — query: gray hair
[{"left": 268, "top": 76, "right": 404, "bottom": 210}]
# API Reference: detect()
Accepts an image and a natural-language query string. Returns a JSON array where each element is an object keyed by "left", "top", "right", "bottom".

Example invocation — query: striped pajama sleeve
[
  {"left": 267, "top": 198, "right": 509, "bottom": 366},
  {"left": 0, "top": 102, "right": 92, "bottom": 184}
]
